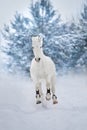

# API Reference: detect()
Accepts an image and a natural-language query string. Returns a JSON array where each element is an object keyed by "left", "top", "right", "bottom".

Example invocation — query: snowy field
[{"left": 0, "top": 73, "right": 87, "bottom": 130}]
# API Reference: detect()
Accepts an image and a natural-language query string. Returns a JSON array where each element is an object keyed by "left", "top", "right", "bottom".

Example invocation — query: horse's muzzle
[{"left": 35, "top": 58, "right": 41, "bottom": 62}]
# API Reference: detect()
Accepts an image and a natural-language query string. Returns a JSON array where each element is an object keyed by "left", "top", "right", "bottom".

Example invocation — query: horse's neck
[{"left": 40, "top": 50, "right": 46, "bottom": 59}]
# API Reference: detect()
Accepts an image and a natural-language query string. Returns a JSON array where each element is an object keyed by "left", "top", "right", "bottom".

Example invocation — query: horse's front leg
[
  {"left": 46, "top": 81, "right": 51, "bottom": 101},
  {"left": 35, "top": 82, "right": 43, "bottom": 104}
]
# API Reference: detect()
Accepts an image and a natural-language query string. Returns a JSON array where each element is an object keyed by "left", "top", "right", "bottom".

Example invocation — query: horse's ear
[
  {"left": 32, "top": 36, "right": 34, "bottom": 41},
  {"left": 38, "top": 36, "right": 41, "bottom": 42},
  {"left": 38, "top": 36, "right": 43, "bottom": 44}
]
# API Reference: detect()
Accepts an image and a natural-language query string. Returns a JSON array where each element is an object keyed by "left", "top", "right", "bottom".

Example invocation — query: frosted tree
[
  {"left": 65, "top": 21, "right": 81, "bottom": 71},
  {"left": 76, "top": 3, "right": 87, "bottom": 72},
  {"left": 2, "top": 12, "right": 34, "bottom": 74},
  {"left": 30, "top": 0, "right": 70, "bottom": 72},
  {"left": 66, "top": 3, "right": 87, "bottom": 72},
  {"left": 2, "top": 0, "right": 70, "bottom": 75}
]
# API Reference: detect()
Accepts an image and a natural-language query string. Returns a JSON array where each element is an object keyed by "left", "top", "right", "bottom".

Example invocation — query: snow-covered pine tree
[
  {"left": 66, "top": 2, "right": 87, "bottom": 73},
  {"left": 68, "top": 2, "right": 87, "bottom": 72},
  {"left": 1, "top": 12, "right": 34, "bottom": 74},
  {"left": 53, "top": 20, "right": 81, "bottom": 73},
  {"left": 1, "top": 0, "right": 70, "bottom": 75},
  {"left": 76, "top": 3, "right": 87, "bottom": 72},
  {"left": 30, "top": 0, "right": 70, "bottom": 72},
  {"left": 65, "top": 21, "right": 82, "bottom": 71}
]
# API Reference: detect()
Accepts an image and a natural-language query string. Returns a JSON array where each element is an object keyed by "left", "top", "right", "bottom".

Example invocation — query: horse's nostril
[{"left": 38, "top": 58, "right": 40, "bottom": 61}]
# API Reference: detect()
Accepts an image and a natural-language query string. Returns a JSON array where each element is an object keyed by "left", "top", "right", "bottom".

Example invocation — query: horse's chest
[{"left": 35, "top": 62, "right": 47, "bottom": 78}]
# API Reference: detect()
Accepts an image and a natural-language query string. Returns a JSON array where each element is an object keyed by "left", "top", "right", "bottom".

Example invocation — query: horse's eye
[
  {"left": 40, "top": 46, "right": 42, "bottom": 48},
  {"left": 32, "top": 47, "right": 34, "bottom": 49}
]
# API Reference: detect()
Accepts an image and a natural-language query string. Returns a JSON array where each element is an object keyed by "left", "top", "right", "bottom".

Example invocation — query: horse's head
[{"left": 32, "top": 36, "right": 43, "bottom": 62}]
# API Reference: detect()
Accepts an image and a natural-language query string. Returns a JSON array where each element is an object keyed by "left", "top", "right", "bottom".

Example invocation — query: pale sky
[{"left": 0, "top": 0, "right": 85, "bottom": 29}]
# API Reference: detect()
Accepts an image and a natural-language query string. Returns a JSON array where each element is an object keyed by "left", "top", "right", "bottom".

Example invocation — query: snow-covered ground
[{"left": 0, "top": 73, "right": 87, "bottom": 130}]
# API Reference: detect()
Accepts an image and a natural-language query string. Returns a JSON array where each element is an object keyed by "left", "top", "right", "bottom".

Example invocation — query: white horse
[{"left": 30, "top": 36, "right": 58, "bottom": 104}]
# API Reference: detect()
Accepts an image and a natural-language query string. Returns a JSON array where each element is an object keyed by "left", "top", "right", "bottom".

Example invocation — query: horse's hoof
[
  {"left": 46, "top": 97, "right": 51, "bottom": 101},
  {"left": 52, "top": 94, "right": 58, "bottom": 104},
  {"left": 36, "top": 101, "right": 42, "bottom": 104},
  {"left": 53, "top": 100, "right": 58, "bottom": 104},
  {"left": 46, "top": 95, "right": 51, "bottom": 101},
  {"left": 46, "top": 93, "right": 51, "bottom": 101}
]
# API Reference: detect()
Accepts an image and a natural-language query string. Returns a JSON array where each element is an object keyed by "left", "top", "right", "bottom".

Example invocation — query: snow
[{"left": 0, "top": 73, "right": 87, "bottom": 130}]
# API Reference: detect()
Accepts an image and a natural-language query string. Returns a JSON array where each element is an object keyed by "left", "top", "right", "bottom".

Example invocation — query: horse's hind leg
[
  {"left": 35, "top": 82, "right": 43, "bottom": 104},
  {"left": 51, "top": 76, "right": 58, "bottom": 104}
]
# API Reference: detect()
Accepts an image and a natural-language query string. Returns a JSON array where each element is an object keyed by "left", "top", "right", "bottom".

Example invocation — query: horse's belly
[{"left": 36, "top": 68, "right": 46, "bottom": 79}]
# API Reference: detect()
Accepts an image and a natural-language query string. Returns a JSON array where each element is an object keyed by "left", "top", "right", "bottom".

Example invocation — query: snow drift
[{"left": 0, "top": 73, "right": 87, "bottom": 130}]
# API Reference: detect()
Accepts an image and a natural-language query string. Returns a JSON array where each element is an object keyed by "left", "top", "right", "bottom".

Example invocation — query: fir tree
[
  {"left": 76, "top": 3, "right": 87, "bottom": 71},
  {"left": 66, "top": 21, "right": 82, "bottom": 71},
  {"left": 2, "top": 12, "right": 33, "bottom": 74},
  {"left": 66, "top": 3, "right": 87, "bottom": 72},
  {"left": 1, "top": 0, "right": 70, "bottom": 75},
  {"left": 30, "top": 0, "right": 70, "bottom": 72}
]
